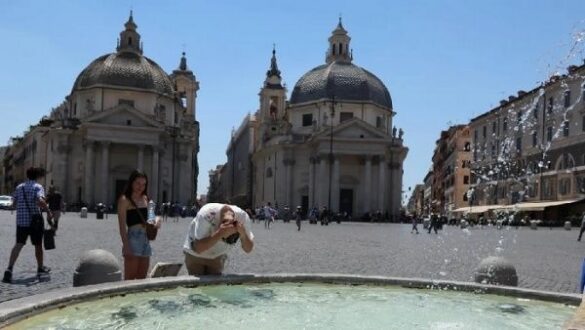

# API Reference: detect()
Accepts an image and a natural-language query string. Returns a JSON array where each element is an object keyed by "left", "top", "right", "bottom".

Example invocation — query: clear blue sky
[{"left": 1, "top": 1, "right": 585, "bottom": 201}]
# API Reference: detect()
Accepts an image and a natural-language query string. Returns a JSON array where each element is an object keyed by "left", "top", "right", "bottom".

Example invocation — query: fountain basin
[{"left": 0, "top": 274, "right": 581, "bottom": 329}]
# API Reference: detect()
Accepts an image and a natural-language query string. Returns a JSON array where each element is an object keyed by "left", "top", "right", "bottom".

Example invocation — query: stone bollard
[
  {"left": 73, "top": 249, "right": 122, "bottom": 287},
  {"left": 460, "top": 220, "right": 468, "bottom": 229},
  {"left": 80, "top": 207, "right": 88, "bottom": 218},
  {"left": 530, "top": 220, "right": 538, "bottom": 230},
  {"left": 565, "top": 221, "right": 572, "bottom": 230},
  {"left": 474, "top": 256, "right": 518, "bottom": 286}
]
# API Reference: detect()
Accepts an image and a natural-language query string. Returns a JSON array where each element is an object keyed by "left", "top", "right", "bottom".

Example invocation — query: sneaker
[
  {"left": 37, "top": 266, "right": 51, "bottom": 275},
  {"left": 2, "top": 270, "right": 12, "bottom": 283}
]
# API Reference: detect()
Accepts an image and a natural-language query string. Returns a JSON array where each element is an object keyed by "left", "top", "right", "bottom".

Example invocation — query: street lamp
[{"left": 327, "top": 95, "right": 338, "bottom": 218}]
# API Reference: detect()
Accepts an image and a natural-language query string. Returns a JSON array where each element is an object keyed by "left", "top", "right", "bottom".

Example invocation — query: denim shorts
[{"left": 127, "top": 226, "right": 152, "bottom": 257}]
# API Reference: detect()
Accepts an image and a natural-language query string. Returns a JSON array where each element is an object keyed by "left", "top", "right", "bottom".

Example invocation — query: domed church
[
  {"left": 249, "top": 20, "right": 408, "bottom": 219},
  {"left": 16, "top": 12, "right": 200, "bottom": 207}
]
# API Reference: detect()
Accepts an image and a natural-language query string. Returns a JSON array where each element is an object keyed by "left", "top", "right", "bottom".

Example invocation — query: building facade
[
  {"left": 469, "top": 62, "right": 585, "bottom": 220},
  {"left": 422, "top": 170, "right": 433, "bottom": 217},
  {"left": 2, "top": 13, "right": 200, "bottom": 207},
  {"left": 231, "top": 21, "right": 408, "bottom": 219},
  {"left": 222, "top": 114, "right": 257, "bottom": 207},
  {"left": 443, "top": 125, "right": 472, "bottom": 218}
]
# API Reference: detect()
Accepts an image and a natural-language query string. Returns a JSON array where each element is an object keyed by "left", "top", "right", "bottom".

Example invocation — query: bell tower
[
  {"left": 171, "top": 52, "right": 199, "bottom": 120},
  {"left": 258, "top": 46, "right": 289, "bottom": 142}
]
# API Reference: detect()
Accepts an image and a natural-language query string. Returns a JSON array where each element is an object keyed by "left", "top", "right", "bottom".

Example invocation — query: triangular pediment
[
  {"left": 81, "top": 104, "right": 164, "bottom": 128},
  {"left": 312, "top": 118, "right": 388, "bottom": 140}
]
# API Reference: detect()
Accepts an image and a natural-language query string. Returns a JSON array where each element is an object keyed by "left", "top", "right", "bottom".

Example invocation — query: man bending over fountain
[{"left": 183, "top": 203, "right": 254, "bottom": 275}]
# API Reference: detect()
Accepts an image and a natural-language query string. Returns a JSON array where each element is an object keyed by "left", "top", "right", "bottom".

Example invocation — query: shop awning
[
  {"left": 451, "top": 205, "right": 505, "bottom": 214},
  {"left": 499, "top": 198, "right": 585, "bottom": 212}
]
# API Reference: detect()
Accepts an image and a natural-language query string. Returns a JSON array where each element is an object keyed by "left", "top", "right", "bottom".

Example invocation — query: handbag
[
  {"left": 128, "top": 198, "right": 158, "bottom": 241},
  {"left": 22, "top": 186, "right": 45, "bottom": 231},
  {"left": 43, "top": 228, "right": 56, "bottom": 250}
]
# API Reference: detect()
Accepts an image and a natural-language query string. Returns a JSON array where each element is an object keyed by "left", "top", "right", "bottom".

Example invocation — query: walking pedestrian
[
  {"left": 117, "top": 170, "right": 161, "bottom": 280},
  {"left": 2, "top": 167, "right": 53, "bottom": 284},
  {"left": 411, "top": 217, "right": 419, "bottom": 234},
  {"left": 46, "top": 186, "right": 64, "bottom": 232},
  {"left": 577, "top": 212, "right": 585, "bottom": 241},
  {"left": 263, "top": 202, "right": 276, "bottom": 229},
  {"left": 294, "top": 206, "right": 302, "bottom": 231},
  {"left": 428, "top": 214, "right": 438, "bottom": 234}
]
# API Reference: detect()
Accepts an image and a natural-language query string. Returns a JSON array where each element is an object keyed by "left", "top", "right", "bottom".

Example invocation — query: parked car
[{"left": 0, "top": 195, "right": 14, "bottom": 210}]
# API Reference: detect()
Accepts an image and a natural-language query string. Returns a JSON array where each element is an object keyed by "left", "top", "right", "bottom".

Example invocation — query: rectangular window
[
  {"left": 564, "top": 90, "right": 571, "bottom": 108},
  {"left": 547, "top": 97, "right": 553, "bottom": 114},
  {"left": 503, "top": 118, "right": 507, "bottom": 132},
  {"left": 534, "top": 103, "right": 539, "bottom": 118},
  {"left": 563, "top": 121, "right": 569, "bottom": 137},
  {"left": 340, "top": 112, "right": 353, "bottom": 123},
  {"left": 582, "top": 115, "right": 585, "bottom": 132},
  {"left": 482, "top": 126, "right": 487, "bottom": 138},
  {"left": 302, "top": 113, "right": 313, "bottom": 127},
  {"left": 516, "top": 137, "right": 522, "bottom": 152},
  {"left": 517, "top": 111, "right": 523, "bottom": 123},
  {"left": 376, "top": 116, "right": 382, "bottom": 128},
  {"left": 492, "top": 121, "right": 496, "bottom": 134},
  {"left": 119, "top": 99, "right": 135, "bottom": 107},
  {"left": 532, "top": 132, "right": 537, "bottom": 147},
  {"left": 474, "top": 129, "right": 478, "bottom": 142},
  {"left": 463, "top": 175, "right": 469, "bottom": 185},
  {"left": 547, "top": 126, "right": 553, "bottom": 142}
]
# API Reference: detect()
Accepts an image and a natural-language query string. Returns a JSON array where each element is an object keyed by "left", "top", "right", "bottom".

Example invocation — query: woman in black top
[{"left": 117, "top": 170, "right": 160, "bottom": 280}]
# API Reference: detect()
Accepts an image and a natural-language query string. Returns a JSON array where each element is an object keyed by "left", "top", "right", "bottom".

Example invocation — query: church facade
[
  {"left": 2, "top": 13, "right": 200, "bottom": 207},
  {"left": 222, "top": 21, "right": 408, "bottom": 220}
]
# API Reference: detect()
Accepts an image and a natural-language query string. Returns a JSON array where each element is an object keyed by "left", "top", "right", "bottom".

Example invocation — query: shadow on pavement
[{"left": 10, "top": 274, "right": 51, "bottom": 286}]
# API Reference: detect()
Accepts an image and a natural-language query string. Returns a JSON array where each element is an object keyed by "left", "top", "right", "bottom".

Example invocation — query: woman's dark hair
[{"left": 123, "top": 169, "right": 148, "bottom": 200}]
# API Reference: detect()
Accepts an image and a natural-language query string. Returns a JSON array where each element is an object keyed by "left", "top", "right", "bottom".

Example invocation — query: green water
[{"left": 9, "top": 283, "right": 576, "bottom": 329}]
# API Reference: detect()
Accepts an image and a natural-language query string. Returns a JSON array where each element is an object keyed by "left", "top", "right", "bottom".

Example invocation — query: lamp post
[
  {"left": 168, "top": 126, "right": 179, "bottom": 204},
  {"left": 327, "top": 95, "right": 337, "bottom": 218}
]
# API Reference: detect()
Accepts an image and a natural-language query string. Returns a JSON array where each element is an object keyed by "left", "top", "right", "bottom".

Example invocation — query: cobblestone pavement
[{"left": 0, "top": 210, "right": 583, "bottom": 303}]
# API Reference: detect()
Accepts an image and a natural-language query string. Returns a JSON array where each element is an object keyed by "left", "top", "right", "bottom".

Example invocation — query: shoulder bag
[{"left": 128, "top": 198, "right": 158, "bottom": 241}]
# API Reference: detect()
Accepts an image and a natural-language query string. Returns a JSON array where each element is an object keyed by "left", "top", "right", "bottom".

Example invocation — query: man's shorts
[
  {"left": 16, "top": 225, "right": 43, "bottom": 246},
  {"left": 127, "top": 226, "right": 152, "bottom": 257}
]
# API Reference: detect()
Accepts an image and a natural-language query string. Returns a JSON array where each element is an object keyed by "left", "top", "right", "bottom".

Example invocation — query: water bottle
[{"left": 147, "top": 200, "right": 156, "bottom": 224}]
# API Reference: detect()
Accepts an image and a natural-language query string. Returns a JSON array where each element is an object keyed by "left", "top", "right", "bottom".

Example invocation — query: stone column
[
  {"left": 378, "top": 156, "right": 386, "bottom": 212},
  {"left": 308, "top": 157, "right": 315, "bottom": 209},
  {"left": 137, "top": 145, "right": 144, "bottom": 170},
  {"left": 101, "top": 142, "right": 110, "bottom": 205},
  {"left": 318, "top": 157, "right": 327, "bottom": 207},
  {"left": 284, "top": 159, "right": 295, "bottom": 207},
  {"left": 84, "top": 141, "right": 94, "bottom": 205},
  {"left": 363, "top": 156, "right": 372, "bottom": 213},
  {"left": 151, "top": 147, "right": 159, "bottom": 202},
  {"left": 332, "top": 156, "right": 340, "bottom": 212}
]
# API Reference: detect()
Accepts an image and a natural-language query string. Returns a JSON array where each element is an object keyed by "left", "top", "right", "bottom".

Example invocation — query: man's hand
[
  {"left": 217, "top": 222, "right": 238, "bottom": 238},
  {"left": 234, "top": 220, "right": 246, "bottom": 236}
]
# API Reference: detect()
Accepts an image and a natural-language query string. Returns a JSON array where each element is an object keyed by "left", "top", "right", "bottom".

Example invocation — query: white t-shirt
[{"left": 183, "top": 203, "right": 254, "bottom": 259}]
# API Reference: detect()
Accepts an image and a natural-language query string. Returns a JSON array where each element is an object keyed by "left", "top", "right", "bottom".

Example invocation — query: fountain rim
[{"left": 0, "top": 273, "right": 582, "bottom": 327}]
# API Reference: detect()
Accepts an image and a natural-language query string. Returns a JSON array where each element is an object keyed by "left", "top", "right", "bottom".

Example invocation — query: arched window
[
  {"left": 128, "top": 37, "right": 132, "bottom": 45},
  {"left": 338, "top": 43, "right": 343, "bottom": 55}
]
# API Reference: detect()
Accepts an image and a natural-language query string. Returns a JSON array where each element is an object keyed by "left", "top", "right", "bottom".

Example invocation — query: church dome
[
  {"left": 290, "top": 61, "right": 392, "bottom": 109},
  {"left": 72, "top": 12, "right": 174, "bottom": 96},
  {"left": 72, "top": 52, "right": 174, "bottom": 95}
]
